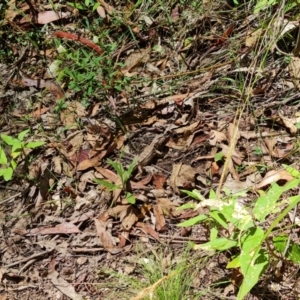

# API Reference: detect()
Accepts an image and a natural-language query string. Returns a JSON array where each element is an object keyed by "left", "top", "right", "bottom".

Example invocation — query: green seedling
[
  {"left": 178, "top": 165, "right": 300, "bottom": 299},
  {"left": 0, "top": 129, "right": 45, "bottom": 181},
  {"left": 95, "top": 157, "right": 138, "bottom": 204}
]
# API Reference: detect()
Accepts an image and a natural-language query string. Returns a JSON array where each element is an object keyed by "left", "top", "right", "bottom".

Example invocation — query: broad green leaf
[
  {"left": 94, "top": 178, "right": 119, "bottom": 191},
  {"left": 238, "top": 249, "right": 269, "bottom": 300},
  {"left": 210, "top": 227, "right": 218, "bottom": 240},
  {"left": 127, "top": 158, "right": 138, "bottom": 177},
  {"left": 273, "top": 235, "right": 300, "bottom": 263},
  {"left": 182, "top": 189, "right": 205, "bottom": 201},
  {"left": 254, "top": 179, "right": 300, "bottom": 222},
  {"left": 210, "top": 211, "right": 228, "bottom": 229},
  {"left": 10, "top": 159, "right": 17, "bottom": 170},
  {"left": 177, "top": 214, "right": 207, "bottom": 227},
  {"left": 25, "top": 141, "right": 45, "bottom": 149},
  {"left": 0, "top": 147, "right": 7, "bottom": 165},
  {"left": 240, "top": 227, "right": 264, "bottom": 260},
  {"left": 11, "top": 140, "right": 22, "bottom": 154},
  {"left": 176, "top": 203, "right": 196, "bottom": 210},
  {"left": 107, "top": 159, "right": 124, "bottom": 179},
  {"left": 67, "top": 1, "right": 86, "bottom": 10},
  {"left": 238, "top": 227, "right": 268, "bottom": 299},
  {"left": 11, "top": 150, "right": 21, "bottom": 159},
  {"left": 254, "top": 0, "right": 277, "bottom": 14},
  {"left": 209, "top": 189, "right": 216, "bottom": 199},
  {"left": 194, "top": 237, "right": 237, "bottom": 251},
  {"left": 125, "top": 192, "right": 135, "bottom": 204},
  {"left": 0, "top": 167, "right": 13, "bottom": 181},
  {"left": 283, "top": 164, "right": 300, "bottom": 178},
  {"left": 214, "top": 152, "right": 224, "bottom": 162},
  {"left": 18, "top": 129, "right": 30, "bottom": 141},
  {"left": 227, "top": 255, "right": 241, "bottom": 269},
  {"left": 1, "top": 134, "right": 16, "bottom": 146}
]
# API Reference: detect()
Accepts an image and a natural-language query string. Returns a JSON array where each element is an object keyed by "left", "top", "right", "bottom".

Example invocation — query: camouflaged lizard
[{"left": 134, "top": 134, "right": 167, "bottom": 174}]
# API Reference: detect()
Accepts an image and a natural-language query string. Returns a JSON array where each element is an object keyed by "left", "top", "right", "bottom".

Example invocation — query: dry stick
[
  {"left": 0, "top": 192, "right": 22, "bottom": 205},
  {"left": 5, "top": 248, "right": 54, "bottom": 268}
]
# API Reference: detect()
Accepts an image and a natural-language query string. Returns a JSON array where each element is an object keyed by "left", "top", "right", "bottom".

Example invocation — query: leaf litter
[{"left": 2, "top": 0, "right": 300, "bottom": 299}]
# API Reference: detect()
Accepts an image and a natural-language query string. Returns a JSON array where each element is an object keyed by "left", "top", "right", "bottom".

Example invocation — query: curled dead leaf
[{"left": 255, "top": 169, "right": 294, "bottom": 190}]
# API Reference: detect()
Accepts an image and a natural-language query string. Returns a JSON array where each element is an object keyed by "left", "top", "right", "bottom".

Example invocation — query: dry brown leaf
[
  {"left": 60, "top": 106, "right": 77, "bottom": 129},
  {"left": 136, "top": 222, "right": 160, "bottom": 242},
  {"left": 221, "top": 144, "right": 243, "bottom": 165},
  {"left": 153, "top": 204, "right": 166, "bottom": 232},
  {"left": 12, "top": 107, "right": 50, "bottom": 118},
  {"left": 77, "top": 157, "right": 100, "bottom": 171},
  {"left": 37, "top": 11, "right": 71, "bottom": 24},
  {"left": 122, "top": 48, "right": 151, "bottom": 73},
  {"left": 255, "top": 169, "right": 294, "bottom": 190},
  {"left": 108, "top": 205, "right": 130, "bottom": 217},
  {"left": 157, "top": 198, "right": 179, "bottom": 217},
  {"left": 169, "top": 163, "right": 181, "bottom": 194},
  {"left": 223, "top": 174, "right": 254, "bottom": 194},
  {"left": 289, "top": 56, "right": 300, "bottom": 80},
  {"left": 172, "top": 121, "right": 200, "bottom": 135},
  {"left": 0, "top": 294, "right": 7, "bottom": 300},
  {"left": 153, "top": 174, "right": 166, "bottom": 189},
  {"left": 19, "top": 77, "right": 64, "bottom": 100},
  {"left": 277, "top": 112, "right": 298, "bottom": 134},
  {"left": 209, "top": 130, "right": 228, "bottom": 146},
  {"left": 94, "top": 218, "right": 122, "bottom": 253},
  {"left": 48, "top": 271, "right": 83, "bottom": 300},
  {"left": 120, "top": 206, "right": 139, "bottom": 230},
  {"left": 5, "top": 0, "right": 28, "bottom": 24},
  {"left": 95, "top": 167, "right": 118, "bottom": 183},
  {"left": 169, "top": 164, "right": 196, "bottom": 193},
  {"left": 264, "top": 137, "right": 293, "bottom": 158},
  {"left": 98, "top": 0, "right": 115, "bottom": 15},
  {"left": 245, "top": 28, "right": 262, "bottom": 48},
  {"left": 96, "top": 5, "right": 106, "bottom": 18},
  {"left": 25, "top": 222, "right": 81, "bottom": 236}
]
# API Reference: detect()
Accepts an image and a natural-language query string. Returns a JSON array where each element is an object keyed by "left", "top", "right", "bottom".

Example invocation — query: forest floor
[{"left": 1, "top": 1, "right": 300, "bottom": 299}]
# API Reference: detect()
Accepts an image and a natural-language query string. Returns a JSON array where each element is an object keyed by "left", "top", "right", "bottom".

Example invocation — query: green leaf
[
  {"left": 209, "top": 189, "right": 216, "bottom": 199},
  {"left": 0, "top": 147, "right": 7, "bottom": 165},
  {"left": 210, "top": 210, "right": 228, "bottom": 229},
  {"left": 11, "top": 140, "right": 22, "bottom": 154},
  {"left": 273, "top": 235, "right": 300, "bottom": 263},
  {"left": 10, "top": 159, "right": 17, "bottom": 170},
  {"left": 66, "top": 2, "right": 86, "bottom": 10},
  {"left": 25, "top": 141, "right": 45, "bottom": 149},
  {"left": 238, "top": 227, "right": 269, "bottom": 299},
  {"left": 11, "top": 150, "right": 21, "bottom": 159},
  {"left": 181, "top": 189, "right": 205, "bottom": 201},
  {"left": 254, "top": 0, "right": 277, "bottom": 14},
  {"left": 254, "top": 179, "right": 300, "bottom": 222},
  {"left": 283, "top": 164, "right": 300, "bottom": 178},
  {"left": 214, "top": 152, "right": 224, "bottom": 162},
  {"left": 238, "top": 249, "right": 269, "bottom": 300},
  {"left": 94, "top": 178, "right": 119, "bottom": 191},
  {"left": 107, "top": 159, "right": 124, "bottom": 179},
  {"left": 210, "top": 227, "right": 218, "bottom": 240},
  {"left": 1, "top": 134, "right": 16, "bottom": 146},
  {"left": 194, "top": 237, "right": 237, "bottom": 251},
  {"left": 127, "top": 158, "right": 138, "bottom": 177},
  {"left": 125, "top": 192, "right": 136, "bottom": 204},
  {"left": 177, "top": 214, "right": 207, "bottom": 227},
  {"left": 17, "top": 129, "right": 30, "bottom": 141},
  {"left": 0, "top": 167, "right": 13, "bottom": 181},
  {"left": 227, "top": 255, "right": 241, "bottom": 269},
  {"left": 176, "top": 203, "right": 196, "bottom": 210}
]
